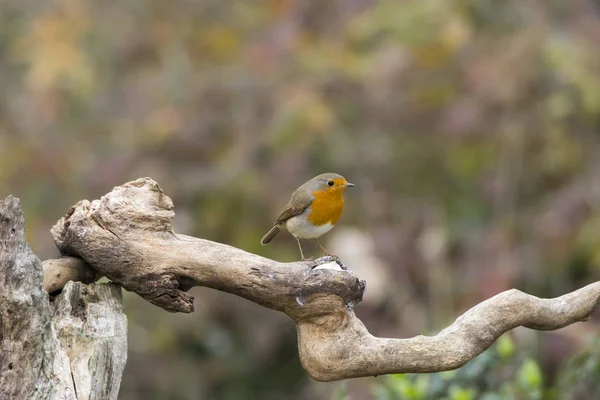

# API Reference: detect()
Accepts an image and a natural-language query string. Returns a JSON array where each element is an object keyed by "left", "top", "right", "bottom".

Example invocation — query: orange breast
[{"left": 308, "top": 189, "right": 344, "bottom": 226}]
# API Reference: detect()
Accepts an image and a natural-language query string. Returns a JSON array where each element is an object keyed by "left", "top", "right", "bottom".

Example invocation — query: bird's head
[{"left": 310, "top": 173, "right": 354, "bottom": 193}]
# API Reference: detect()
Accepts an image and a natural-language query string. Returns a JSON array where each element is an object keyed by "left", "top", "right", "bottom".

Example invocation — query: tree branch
[
  {"left": 46, "top": 178, "right": 600, "bottom": 382},
  {"left": 43, "top": 256, "right": 101, "bottom": 294}
]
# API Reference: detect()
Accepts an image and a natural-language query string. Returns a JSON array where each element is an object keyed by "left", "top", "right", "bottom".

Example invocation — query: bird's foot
[
  {"left": 325, "top": 252, "right": 341, "bottom": 262},
  {"left": 309, "top": 255, "right": 348, "bottom": 270},
  {"left": 301, "top": 256, "right": 316, "bottom": 262},
  {"left": 327, "top": 254, "right": 348, "bottom": 270}
]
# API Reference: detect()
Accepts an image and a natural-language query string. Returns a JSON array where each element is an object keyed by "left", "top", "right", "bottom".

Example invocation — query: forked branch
[{"left": 45, "top": 178, "right": 600, "bottom": 381}]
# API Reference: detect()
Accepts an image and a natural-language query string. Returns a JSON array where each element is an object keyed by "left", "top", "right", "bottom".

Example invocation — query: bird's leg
[
  {"left": 297, "top": 238, "right": 313, "bottom": 261},
  {"left": 310, "top": 238, "right": 346, "bottom": 269},
  {"left": 313, "top": 238, "right": 339, "bottom": 259}
]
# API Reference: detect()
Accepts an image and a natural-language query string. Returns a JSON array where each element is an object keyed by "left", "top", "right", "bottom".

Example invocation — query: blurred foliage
[
  {"left": 1, "top": 0, "right": 600, "bottom": 398},
  {"left": 555, "top": 337, "right": 600, "bottom": 399},
  {"left": 370, "top": 334, "right": 600, "bottom": 400}
]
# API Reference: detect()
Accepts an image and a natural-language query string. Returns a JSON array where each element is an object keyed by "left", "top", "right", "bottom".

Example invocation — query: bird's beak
[{"left": 346, "top": 182, "right": 355, "bottom": 187}]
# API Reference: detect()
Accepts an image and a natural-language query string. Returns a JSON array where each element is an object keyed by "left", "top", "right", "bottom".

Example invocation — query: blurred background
[{"left": 1, "top": 0, "right": 600, "bottom": 398}]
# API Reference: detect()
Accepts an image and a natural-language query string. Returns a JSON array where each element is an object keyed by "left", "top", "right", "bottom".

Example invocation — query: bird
[{"left": 261, "top": 172, "right": 354, "bottom": 260}]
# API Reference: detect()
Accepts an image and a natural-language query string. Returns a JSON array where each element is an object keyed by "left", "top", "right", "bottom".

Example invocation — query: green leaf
[
  {"left": 496, "top": 335, "right": 515, "bottom": 359},
  {"left": 448, "top": 385, "right": 476, "bottom": 400},
  {"left": 414, "top": 375, "right": 429, "bottom": 399},
  {"left": 386, "top": 374, "right": 428, "bottom": 400},
  {"left": 518, "top": 359, "right": 543, "bottom": 389}
]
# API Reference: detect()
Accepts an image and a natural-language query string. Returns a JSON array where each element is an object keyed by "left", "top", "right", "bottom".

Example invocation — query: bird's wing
[
  {"left": 274, "top": 188, "right": 314, "bottom": 224},
  {"left": 275, "top": 203, "right": 308, "bottom": 224}
]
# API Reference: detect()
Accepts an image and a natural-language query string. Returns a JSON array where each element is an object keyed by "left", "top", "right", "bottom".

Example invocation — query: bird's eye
[{"left": 327, "top": 180, "right": 334, "bottom": 187}]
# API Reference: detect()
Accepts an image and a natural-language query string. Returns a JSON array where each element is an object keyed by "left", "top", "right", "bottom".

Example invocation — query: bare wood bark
[
  {"left": 0, "top": 196, "right": 127, "bottom": 399},
  {"left": 53, "top": 281, "right": 127, "bottom": 400},
  {"left": 43, "top": 257, "right": 101, "bottom": 294},
  {"left": 47, "top": 178, "right": 600, "bottom": 382}
]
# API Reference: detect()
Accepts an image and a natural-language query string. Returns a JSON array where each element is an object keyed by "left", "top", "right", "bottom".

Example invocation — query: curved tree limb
[{"left": 46, "top": 178, "right": 600, "bottom": 382}]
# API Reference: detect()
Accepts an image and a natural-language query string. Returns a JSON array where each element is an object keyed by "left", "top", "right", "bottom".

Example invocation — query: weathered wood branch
[
  {"left": 0, "top": 196, "right": 127, "bottom": 399},
  {"left": 46, "top": 178, "right": 600, "bottom": 382},
  {"left": 43, "top": 256, "right": 101, "bottom": 294}
]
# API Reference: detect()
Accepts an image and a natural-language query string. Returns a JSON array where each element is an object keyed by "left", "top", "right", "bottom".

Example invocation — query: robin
[{"left": 261, "top": 173, "right": 354, "bottom": 260}]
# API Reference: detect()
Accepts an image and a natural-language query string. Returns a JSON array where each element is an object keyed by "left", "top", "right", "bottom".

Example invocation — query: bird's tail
[{"left": 261, "top": 225, "right": 280, "bottom": 245}]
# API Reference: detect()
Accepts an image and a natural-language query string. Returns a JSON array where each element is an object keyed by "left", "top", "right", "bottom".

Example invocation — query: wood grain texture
[
  {"left": 43, "top": 256, "right": 101, "bottom": 294},
  {"left": 0, "top": 196, "right": 127, "bottom": 399},
  {"left": 46, "top": 178, "right": 600, "bottom": 382}
]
